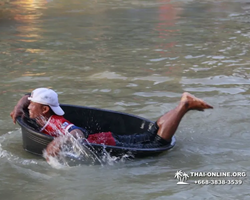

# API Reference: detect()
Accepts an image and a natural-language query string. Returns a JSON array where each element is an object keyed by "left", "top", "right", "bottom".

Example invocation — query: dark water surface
[{"left": 0, "top": 0, "right": 250, "bottom": 199}]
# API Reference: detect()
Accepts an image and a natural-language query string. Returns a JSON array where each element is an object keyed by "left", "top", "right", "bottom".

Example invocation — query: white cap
[{"left": 28, "top": 88, "right": 65, "bottom": 116}]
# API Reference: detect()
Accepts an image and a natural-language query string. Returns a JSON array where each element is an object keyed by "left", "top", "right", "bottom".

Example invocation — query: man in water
[{"left": 10, "top": 88, "right": 213, "bottom": 157}]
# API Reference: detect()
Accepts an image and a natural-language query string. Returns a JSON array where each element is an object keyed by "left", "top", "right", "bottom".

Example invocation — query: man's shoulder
[
  {"left": 51, "top": 115, "right": 66, "bottom": 120},
  {"left": 50, "top": 115, "right": 72, "bottom": 125}
]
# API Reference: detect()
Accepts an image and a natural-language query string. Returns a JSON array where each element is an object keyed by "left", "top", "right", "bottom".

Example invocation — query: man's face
[{"left": 28, "top": 101, "right": 44, "bottom": 119}]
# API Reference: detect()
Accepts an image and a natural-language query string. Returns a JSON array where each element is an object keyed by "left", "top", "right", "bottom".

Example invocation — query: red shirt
[{"left": 41, "top": 115, "right": 116, "bottom": 146}]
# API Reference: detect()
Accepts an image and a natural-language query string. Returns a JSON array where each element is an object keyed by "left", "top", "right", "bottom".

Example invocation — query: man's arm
[
  {"left": 69, "top": 129, "right": 86, "bottom": 139},
  {"left": 10, "top": 94, "right": 30, "bottom": 124}
]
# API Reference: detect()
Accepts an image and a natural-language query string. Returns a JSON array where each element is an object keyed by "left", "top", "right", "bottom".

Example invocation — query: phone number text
[{"left": 194, "top": 179, "right": 243, "bottom": 185}]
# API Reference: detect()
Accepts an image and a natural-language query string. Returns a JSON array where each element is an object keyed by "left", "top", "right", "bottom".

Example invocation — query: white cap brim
[{"left": 49, "top": 105, "right": 65, "bottom": 116}]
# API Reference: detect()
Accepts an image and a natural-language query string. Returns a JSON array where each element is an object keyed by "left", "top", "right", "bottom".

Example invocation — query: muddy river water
[{"left": 0, "top": 0, "right": 250, "bottom": 199}]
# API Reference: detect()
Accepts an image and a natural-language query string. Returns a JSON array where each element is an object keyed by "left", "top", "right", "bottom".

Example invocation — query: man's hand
[
  {"left": 44, "top": 130, "right": 86, "bottom": 162},
  {"left": 10, "top": 95, "right": 30, "bottom": 124},
  {"left": 45, "top": 137, "right": 64, "bottom": 157},
  {"left": 10, "top": 106, "right": 25, "bottom": 124}
]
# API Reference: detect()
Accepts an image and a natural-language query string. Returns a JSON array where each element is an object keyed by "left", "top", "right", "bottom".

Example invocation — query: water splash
[
  {"left": 43, "top": 135, "right": 133, "bottom": 169},
  {"left": 43, "top": 134, "right": 101, "bottom": 168},
  {"left": 42, "top": 127, "right": 132, "bottom": 168}
]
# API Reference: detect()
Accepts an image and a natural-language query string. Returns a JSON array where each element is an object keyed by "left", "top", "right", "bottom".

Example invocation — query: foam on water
[{"left": 0, "top": 130, "right": 39, "bottom": 166}]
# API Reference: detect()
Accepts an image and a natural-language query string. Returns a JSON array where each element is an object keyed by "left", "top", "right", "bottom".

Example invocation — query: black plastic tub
[{"left": 16, "top": 104, "right": 176, "bottom": 158}]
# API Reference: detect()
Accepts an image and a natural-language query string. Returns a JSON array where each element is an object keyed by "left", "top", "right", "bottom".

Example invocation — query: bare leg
[{"left": 156, "top": 92, "right": 213, "bottom": 141}]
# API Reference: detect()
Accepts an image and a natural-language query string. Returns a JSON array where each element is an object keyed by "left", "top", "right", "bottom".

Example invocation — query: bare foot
[{"left": 181, "top": 92, "right": 213, "bottom": 111}]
